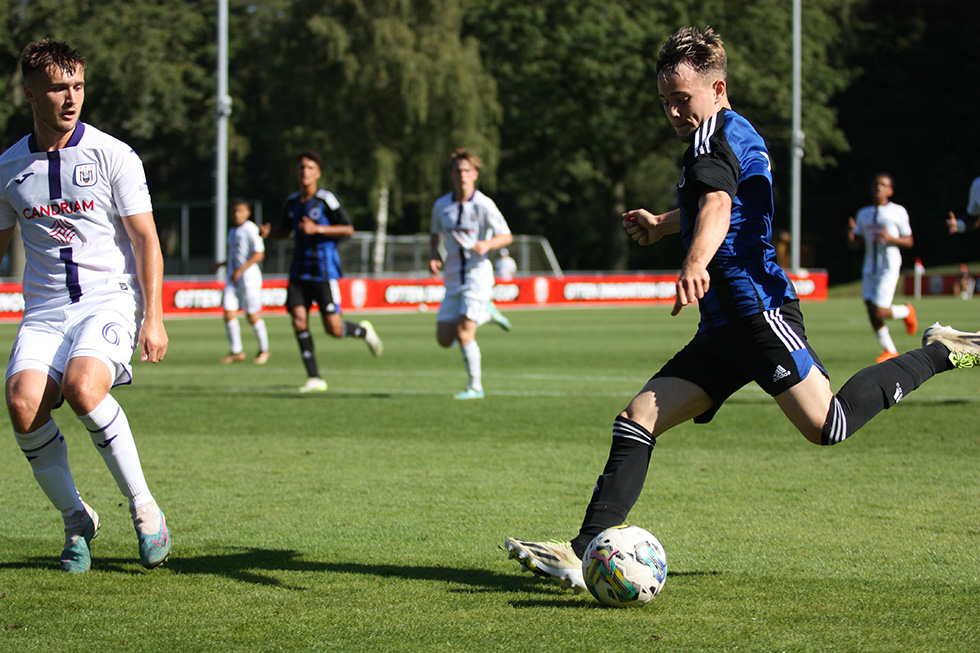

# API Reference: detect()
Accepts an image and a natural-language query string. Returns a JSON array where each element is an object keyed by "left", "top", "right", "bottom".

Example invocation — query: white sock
[
  {"left": 78, "top": 395, "right": 153, "bottom": 509},
  {"left": 252, "top": 318, "right": 269, "bottom": 353},
  {"left": 875, "top": 325, "right": 897, "bottom": 353},
  {"left": 225, "top": 318, "right": 243, "bottom": 354},
  {"left": 15, "top": 419, "right": 83, "bottom": 515},
  {"left": 890, "top": 304, "right": 910, "bottom": 320},
  {"left": 460, "top": 339, "right": 482, "bottom": 391}
]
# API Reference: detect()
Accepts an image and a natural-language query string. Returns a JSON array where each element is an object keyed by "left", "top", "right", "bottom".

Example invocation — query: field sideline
[{"left": 0, "top": 297, "right": 977, "bottom": 651}]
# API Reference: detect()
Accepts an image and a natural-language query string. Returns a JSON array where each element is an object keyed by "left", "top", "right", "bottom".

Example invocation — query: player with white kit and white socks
[
  {"left": 429, "top": 149, "right": 513, "bottom": 400},
  {"left": 0, "top": 39, "right": 172, "bottom": 572}
]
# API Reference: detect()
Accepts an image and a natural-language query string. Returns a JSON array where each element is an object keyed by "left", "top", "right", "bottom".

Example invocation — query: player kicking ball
[
  {"left": 0, "top": 40, "right": 172, "bottom": 572},
  {"left": 505, "top": 26, "right": 979, "bottom": 593}
]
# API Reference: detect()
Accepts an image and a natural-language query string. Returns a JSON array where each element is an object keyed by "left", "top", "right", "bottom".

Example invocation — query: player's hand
[
  {"left": 298, "top": 217, "right": 319, "bottom": 235},
  {"left": 947, "top": 211, "right": 961, "bottom": 234},
  {"left": 622, "top": 209, "right": 663, "bottom": 246},
  {"left": 672, "top": 262, "right": 709, "bottom": 316},
  {"left": 429, "top": 258, "right": 443, "bottom": 276},
  {"left": 259, "top": 222, "right": 272, "bottom": 238},
  {"left": 138, "top": 317, "right": 169, "bottom": 363},
  {"left": 471, "top": 240, "right": 491, "bottom": 256},
  {"left": 231, "top": 267, "right": 243, "bottom": 283}
]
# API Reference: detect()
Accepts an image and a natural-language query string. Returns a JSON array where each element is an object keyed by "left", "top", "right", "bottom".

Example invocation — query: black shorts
[
  {"left": 652, "top": 300, "right": 827, "bottom": 423},
  {"left": 286, "top": 278, "right": 341, "bottom": 315}
]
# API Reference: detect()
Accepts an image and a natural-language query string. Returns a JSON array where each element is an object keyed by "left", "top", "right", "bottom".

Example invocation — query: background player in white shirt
[
  {"left": 847, "top": 173, "right": 917, "bottom": 362},
  {"left": 0, "top": 39, "right": 171, "bottom": 573},
  {"left": 429, "top": 149, "right": 512, "bottom": 399},
  {"left": 494, "top": 247, "right": 517, "bottom": 282},
  {"left": 217, "top": 198, "right": 269, "bottom": 364}
]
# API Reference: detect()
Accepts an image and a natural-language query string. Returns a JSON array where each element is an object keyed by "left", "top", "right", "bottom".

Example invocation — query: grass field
[{"left": 0, "top": 297, "right": 978, "bottom": 651}]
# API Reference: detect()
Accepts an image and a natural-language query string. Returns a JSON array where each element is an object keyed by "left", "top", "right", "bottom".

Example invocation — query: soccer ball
[{"left": 582, "top": 524, "right": 668, "bottom": 607}]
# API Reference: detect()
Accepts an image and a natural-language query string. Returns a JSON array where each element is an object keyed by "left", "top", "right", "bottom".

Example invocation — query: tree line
[{"left": 2, "top": 0, "right": 976, "bottom": 277}]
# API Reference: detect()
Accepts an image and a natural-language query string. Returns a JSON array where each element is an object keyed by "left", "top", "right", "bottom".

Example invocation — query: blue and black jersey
[
  {"left": 280, "top": 188, "right": 351, "bottom": 282},
  {"left": 677, "top": 108, "right": 796, "bottom": 332}
]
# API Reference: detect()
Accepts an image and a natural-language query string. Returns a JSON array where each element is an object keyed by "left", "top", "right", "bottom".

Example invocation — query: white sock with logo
[
  {"left": 15, "top": 419, "right": 83, "bottom": 515},
  {"left": 460, "top": 339, "right": 482, "bottom": 391},
  {"left": 78, "top": 394, "right": 153, "bottom": 509}
]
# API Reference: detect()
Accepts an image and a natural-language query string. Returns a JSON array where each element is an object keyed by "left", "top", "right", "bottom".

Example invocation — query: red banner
[{"left": 0, "top": 271, "right": 827, "bottom": 320}]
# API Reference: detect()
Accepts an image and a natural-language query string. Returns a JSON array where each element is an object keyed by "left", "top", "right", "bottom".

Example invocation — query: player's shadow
[{"left": 3, "top": 548, "right": 720, "bottom": 607}]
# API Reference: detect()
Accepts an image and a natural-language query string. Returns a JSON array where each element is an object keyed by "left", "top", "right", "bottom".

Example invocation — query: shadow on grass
[{"left": 1, "top": 547, "right": 720, "bottom": 606}]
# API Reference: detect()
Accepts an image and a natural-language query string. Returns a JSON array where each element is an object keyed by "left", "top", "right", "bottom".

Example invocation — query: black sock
[
  {"left": 570, "top": 416, "right": 654, "bottom": 558},
  {"left": 295, "top": 330, "right": 319, "bottom": 378},
  {"left": 822, "top": 342, "right": 950, "bottom": 445},
  {"left": 344, "top": 321, "right": 366, "bottom": 338}
]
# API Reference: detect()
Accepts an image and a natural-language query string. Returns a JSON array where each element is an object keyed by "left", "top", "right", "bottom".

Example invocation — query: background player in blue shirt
[
  {"left": 505, "top": 26, "right": 980, "bottom": 592},
  {"left": 261, "top": 151, "right": 382, "bottom": 393}
]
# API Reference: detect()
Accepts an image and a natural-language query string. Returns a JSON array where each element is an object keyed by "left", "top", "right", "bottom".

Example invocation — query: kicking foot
[
  {"left": 504, "top": 537, "right": 586, "bottom": 592},
  {"left": 922, "top": 322, "right": 980, "bottom": 369},
  {"left": 253, "top": 351, "right": 270, "bottom": 365}
]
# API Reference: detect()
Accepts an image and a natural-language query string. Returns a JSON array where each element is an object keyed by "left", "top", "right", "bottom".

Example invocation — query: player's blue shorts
[{"left": 652, "top": 300, "right": 827, "bottom": 423}]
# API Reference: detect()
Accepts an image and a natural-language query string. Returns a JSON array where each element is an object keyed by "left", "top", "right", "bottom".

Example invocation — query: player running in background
[
  {"left": 429, "top": 149, "right": 513, "bottom": 400},
  {"left": 217, "top": 198, "right": 269, "bottom": 364},
  {"left": 504, "top": 26, "right": 980, "bottom": 592},
  {"left": 847, "top": 173, "right": 917, "bottom": 363},
  {"left": 261, "top": 150, "right": 382, "bottom": 393},
  {"left": 0, "top": 39, "right": 172, "bottom": 572}
]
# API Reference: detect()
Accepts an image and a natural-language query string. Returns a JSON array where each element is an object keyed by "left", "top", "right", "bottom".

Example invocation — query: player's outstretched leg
[{"left": 503, "top": 538, "right": 585, "bottom": 592}]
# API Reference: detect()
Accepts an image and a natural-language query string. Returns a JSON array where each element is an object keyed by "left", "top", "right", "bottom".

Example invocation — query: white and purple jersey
[
  {"left": 227, "top": 219, "right": 264, "bottom": 287},
  {"left": 0, "top": 123, "right": 152, "bottom": 314},
  {"left": 430, "top": 190, "right": 510, "bottom": 290}
]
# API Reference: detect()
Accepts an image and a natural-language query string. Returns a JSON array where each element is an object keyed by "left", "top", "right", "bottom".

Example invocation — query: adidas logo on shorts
[{"left": 772, "top": 365, "right": 791, "bottom": 383}]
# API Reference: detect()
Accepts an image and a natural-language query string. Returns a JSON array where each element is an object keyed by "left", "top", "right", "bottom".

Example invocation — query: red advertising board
[{"left": 0, "top": 270, "right": 827, "bottom": 321}]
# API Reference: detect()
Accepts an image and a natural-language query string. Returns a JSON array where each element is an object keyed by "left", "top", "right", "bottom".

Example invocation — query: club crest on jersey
[
  {"left": 49, "top": 219, "right": 77, "bottom": 245},
  {"left": 74, "top": 163, "right": 97, "bottom": 187}
]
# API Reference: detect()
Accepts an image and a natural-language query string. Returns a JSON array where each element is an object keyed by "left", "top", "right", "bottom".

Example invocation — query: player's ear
[{"left": 712, "top": 78, "right": 726, "bottom": 101}]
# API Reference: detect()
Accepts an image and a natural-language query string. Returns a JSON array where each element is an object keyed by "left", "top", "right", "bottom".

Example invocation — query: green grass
[{"left": 0, "top": 297, "right": 978, "bottom": 651}]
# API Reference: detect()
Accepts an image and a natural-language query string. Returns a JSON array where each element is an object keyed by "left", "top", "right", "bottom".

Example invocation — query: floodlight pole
[
  {"left": 790, "top": 0, "right": 803, "bottom": 272},
  {"left": 214, "top": 0, "right": 231, "bottom": 272}
]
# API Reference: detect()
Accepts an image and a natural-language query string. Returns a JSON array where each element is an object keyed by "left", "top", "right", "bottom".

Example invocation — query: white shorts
[
  {"left": 437, "top": 281, "right": 492, "bottom": 325},
  {"left": 223, "top": 279, "right": 263, "bottom": 315},
  {"left": 6, "top": 289, "right": 141, "bottom": 389},
  {"left": 862, "top": 270, "right": 900, "bottom": 308}
]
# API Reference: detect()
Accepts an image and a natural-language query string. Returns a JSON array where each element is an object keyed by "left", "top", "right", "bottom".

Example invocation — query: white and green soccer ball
[{"left": 582, "top": 524, "right": 668, "bottom": 607}]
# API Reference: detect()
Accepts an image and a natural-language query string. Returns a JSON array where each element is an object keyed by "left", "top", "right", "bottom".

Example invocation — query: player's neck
[
  {"left": 454, "top": 186, "right": 476, "bottom": 203},
  {"left": 33, "top": 123, "right": 78, "bottom": 152},
  {"left": 299, "top": 183, "right": 318, "bottom": 201}
]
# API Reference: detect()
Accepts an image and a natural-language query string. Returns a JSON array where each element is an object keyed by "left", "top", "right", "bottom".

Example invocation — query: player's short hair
[
  {"left": 297, "top": 150, "right": 323, "bottom": 169},
  {"left": 21, "top": 39, "right": 85, "bottom": 82},
  {"left": 873, "top": 172, "right": 894, "bottom": 187},
  {"left": 656, "top": 27, "right": 727, "bottom": 81},
  {"left": 449, "top": 148, "right": 482, "bottom": 172},
  {"left": 230, "top": 197, "right": 250, "bottom": 208}
]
